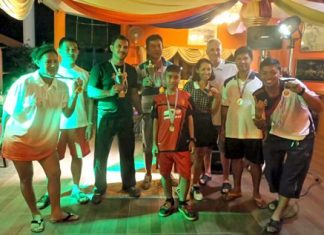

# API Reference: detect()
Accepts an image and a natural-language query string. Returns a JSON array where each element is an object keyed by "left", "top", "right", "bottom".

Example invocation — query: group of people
[{"left": 0, "top": 33, "right": 322, "bottom": 233}]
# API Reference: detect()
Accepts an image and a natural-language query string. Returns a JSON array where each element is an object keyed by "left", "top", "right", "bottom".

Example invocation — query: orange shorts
[
  {"left": 57, "top": 127, "right": 90, "bottom": 160},
  {"left": 158, "top": 151, "right": 191, "bottom": 180}
]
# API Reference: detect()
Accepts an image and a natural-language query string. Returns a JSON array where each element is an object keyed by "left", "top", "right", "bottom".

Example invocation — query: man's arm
[
  {"left": 0, "top": 111, "right": 10, "bottom": 148},
  {"left": 220, "top": 105, "right": 228, "bottom": 142},
  {"left": 62, "top": 91, "right": 79, "bottom": 118},
  {"left": 130, "top": 87, "right": 143, "bottom": 114},
  {"left": 152, "top": 118, "right": 158, "bottom": 158}
]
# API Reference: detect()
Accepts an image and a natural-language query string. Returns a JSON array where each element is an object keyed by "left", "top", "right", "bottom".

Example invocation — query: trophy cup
[{"left": 116, "top": 68, "right": 125, "bottom": 98}]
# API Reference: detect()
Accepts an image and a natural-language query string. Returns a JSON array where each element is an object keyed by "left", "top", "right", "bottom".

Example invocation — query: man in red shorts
[{"left": 152, "top": 65, "right": 197, "bottom": 221}]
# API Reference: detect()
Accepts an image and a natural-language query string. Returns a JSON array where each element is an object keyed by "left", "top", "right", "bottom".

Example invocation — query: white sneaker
[{"left": 191, "top": 187, "right": 203, "bottom": 201}]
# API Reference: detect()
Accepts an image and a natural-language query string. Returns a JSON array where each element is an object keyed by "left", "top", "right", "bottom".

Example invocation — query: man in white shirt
[
  {"left": 221, "top": 47, "right": 265, "bottom": 208},
  {"left": 206, "top": 39, "right": 237, "bottom": 193},
  {"left": 36, "top": 37, "right": 92, "bottom": 209},
  {"left": 253, "top": 57, "right": 323, "bottom": 233}
]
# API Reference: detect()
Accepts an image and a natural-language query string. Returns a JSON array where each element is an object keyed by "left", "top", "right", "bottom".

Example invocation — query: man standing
[
  {"left": 253, "top": 58, "right": 323, "bottom": 233},
  {"left": 221, "top": 47, "right": 265, "bottom": 208},
  {"left": 205, "top": 39, "right": 237, "bottom": 193},
  {"left": 137, "top": 34, "right": 172, "bottom": 190},
  {"left": 88, "top": 35, "right": 142, "bottom": 204},
  {"left": 36, "top": 37, "right": 92, "bottom": 209}
]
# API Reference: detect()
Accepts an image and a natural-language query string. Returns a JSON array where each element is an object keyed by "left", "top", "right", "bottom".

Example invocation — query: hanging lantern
[{"left": 240, "top": 0, "right": 272, "bottom": 27}]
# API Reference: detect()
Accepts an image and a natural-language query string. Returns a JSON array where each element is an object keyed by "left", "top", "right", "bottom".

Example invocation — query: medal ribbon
[{"left": 236, "top": 71, "right": 252, "bottom": 99}]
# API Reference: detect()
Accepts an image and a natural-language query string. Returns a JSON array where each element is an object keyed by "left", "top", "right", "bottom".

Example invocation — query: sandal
[
  {"left": 199, "top": 175, "right": 212, "bottom": 185},
  {"left": 221, "top": 182, "right": 232, "bottom": 194},
  {"left": 225, "top": 191, "right": 242, "bottom": 201},
  {"left": 50, "top": 212, "right": 79, "bottom": 223},
  {"left": 30, "top": 215, "right": 45, "bottom": 233},
  {"left": 266, "top": 218, "right": 282, "bottom": 233},
  {"left": 254, "top": 197, "right": 267, "bottom": 209},
  {"left": 71, "top": 191, "right": 90, "bottom": 204}
]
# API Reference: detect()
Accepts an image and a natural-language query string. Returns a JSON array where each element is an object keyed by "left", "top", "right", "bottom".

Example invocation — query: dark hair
[
  {"left": 145, "top": 34, "right": 163, "bottom": 48},
  {"left": 59, "top": 37, "right": 79, "bottom": 49},
  {"left": 110, "top": 34, "right": 129, "bottom": 46},
  {"left": 165, "top": 64, "right": 181, "bottom": 74},
  {"left": 234, "top": 46, "right": 253, "bottom": 60},
  {"left": 31, "top": 44, "right": 57, "bottom": 65},
  {"left": 192, "top": 58, "right": 215, "bottom": 81},
  {"left": 260, "top": 57, "right": 281, "bottom": 72}
]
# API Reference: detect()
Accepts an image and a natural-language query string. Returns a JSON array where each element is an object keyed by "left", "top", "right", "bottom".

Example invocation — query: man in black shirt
[{"left": 88, "top": 35, "right": 142, "bottom": 204}]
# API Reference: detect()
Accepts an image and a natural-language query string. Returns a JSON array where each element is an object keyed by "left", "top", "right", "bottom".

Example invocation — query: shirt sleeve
[
  {"left": 3, "top": 78, "right": 24, "bottom": 116},
  {"left": 88, "top": 64, "right": 101, "bottom": 89}
]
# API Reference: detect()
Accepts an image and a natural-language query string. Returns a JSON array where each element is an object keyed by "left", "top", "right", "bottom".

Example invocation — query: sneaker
[
  {"left": 191, "top": 187, "right": 203, "bottom": 201},
  {"left": 71, "top": 191, "right": 90, "bottom": 205},
  {"left": 141, "top": 174, "right": 152, "bottom": 190},
  {"left": 199, "top": 175, "right": 212, "bottom": 185},
  {"left": 36, "top": 195, "right": 50, "bottom": 210},
  {"left": 91, "top": 193, "right": 102, "bottom": 205},
  {"left": 221, "top": 182, "right": 232, "bottom": 194},
  {"left": 30, "top": 215, "right": 45, "bottom": 233},
  {"left": 178, "top": 202, "right": 198, "bottom": 221},
  {"left": 159, "top": 199, "right": 175, "bottom": 217},
  {"left": 124, "top": 186, "right": 141, "bottom": 198}
]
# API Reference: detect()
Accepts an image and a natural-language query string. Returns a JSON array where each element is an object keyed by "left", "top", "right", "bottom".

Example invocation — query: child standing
[{"left": 152, "top": 65, "right": 197, "bottom": 221}]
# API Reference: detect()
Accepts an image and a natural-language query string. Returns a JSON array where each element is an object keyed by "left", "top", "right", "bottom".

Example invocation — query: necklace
[
  {"left": 165, "top": 89, "right": 179, "bottom": 132},
  {"left": 236, "top": 71, "right": 252, "bottom": 106}
]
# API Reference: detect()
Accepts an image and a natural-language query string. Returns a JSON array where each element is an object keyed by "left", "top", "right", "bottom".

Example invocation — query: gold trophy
[{"left": 116, "top": 68, "right": 125, "bottom": 98}]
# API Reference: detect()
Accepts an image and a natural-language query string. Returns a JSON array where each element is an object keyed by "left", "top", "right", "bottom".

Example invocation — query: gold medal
[
  {"left": 169, "top": 124, "right": 175, "bottom": 132},
  {"left": 159, "top": 86, "right": 165, "bottom": 94},
  {"left": 237, "top": 98, "right": 243, "bottom": 106}
]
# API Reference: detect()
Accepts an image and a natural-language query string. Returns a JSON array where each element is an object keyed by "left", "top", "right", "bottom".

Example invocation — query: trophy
[{"left": 116, "top": 68, "right": 125, "bottom": 98}]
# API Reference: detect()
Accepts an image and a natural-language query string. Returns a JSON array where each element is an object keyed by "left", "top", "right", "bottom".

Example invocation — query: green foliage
[{"left": 3, "top": 45, "right": 36, "bottom": 93}]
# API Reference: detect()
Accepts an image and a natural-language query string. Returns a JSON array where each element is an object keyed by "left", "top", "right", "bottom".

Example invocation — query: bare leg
[
  {"left": 161, "top": 175, "right": 172, "bottom": 199},
  {"left": 13, "top": 160, "right": 40, "bottom": 217},
  {"left": 38, "top": 152, "right": 70, "bottom": 220},
  {"left": 71, "top": 157, "right": 82, "bottom": 186},
  {"left": 220, "top": 152, "right": 231, "bottom": 182},
  {"left": 178, "top": 176, "right": 190, "bottom": 201},
  {"left": 192, "top": 147, "right": 205, "bottom": 185},
  {"left": 203, "top": 149, "right": 212, "bottom": 177},
  {"left": 249, "top": 161, "right": 263, "bottom": 198},
  {"left": 272, "top": 195, "right": 289, "bottom": 221},
  {"left": 231, "top": 158, "right": 243, "bottom": 193},
  {"left": 144, "top": 152, "right": 153, "bottom": 176}
]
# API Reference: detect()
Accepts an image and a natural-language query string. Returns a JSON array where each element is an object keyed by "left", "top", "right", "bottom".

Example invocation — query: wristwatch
[{"left": 189, "top": 137, "right": 196, "bottom": 143}]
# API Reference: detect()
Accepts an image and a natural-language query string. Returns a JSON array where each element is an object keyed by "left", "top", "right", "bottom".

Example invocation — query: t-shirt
[
  {"left": 183, "top": 80, "right": 213, "bottom": 113},
  {"left": 152, "top": 90, "right": 193, "bottom": 152},
  {"left": 222, "top": 72, "right": 263, "bottom": 139},
  {"left": 209, "top": 60, "right": 238, "bottom": 125},
  {"left": 89, "top": 61, "right": 138, "bottom": 117},
  {"left": 2, "top": 71, "right": 69, "bottom": 161},
  {"left": 253, "top": 78, "right": 317, "bottom": 140},
  {"left": 57, "top": 65, "right": 89, "bottom": 129},
  {"left": 137, "top": 58, "right": 172, "bottom": 113}
]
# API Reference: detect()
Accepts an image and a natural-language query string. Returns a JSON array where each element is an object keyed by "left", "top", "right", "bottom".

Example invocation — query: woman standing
[
  {"left": 0, "top": 44, "right": 80, "bottom": 233},
  {"left": 183, "top": 58, "right": 220, "bottom": 200}
]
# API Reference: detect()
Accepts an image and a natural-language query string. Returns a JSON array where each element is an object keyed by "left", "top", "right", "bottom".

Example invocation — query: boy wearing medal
[
  {"left": 152, "top": 65, "right": 197, "bottom": 221},
  {"left": 221, "top": 47, "right": 266, "bottom": 208}
]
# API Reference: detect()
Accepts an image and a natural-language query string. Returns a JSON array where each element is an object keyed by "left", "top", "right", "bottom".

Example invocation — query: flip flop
[
  {"left": 225, "top": 191, "right": 242, "bottom": 201},
  {"left": 30, "top": 216, "right": 45, "bottom": 233},
  {"left": 266, "top": 218, "right": 282, "bottom": 233},
  {"left": 253, "top": 197, "right": 267, "bottom": 209},
  {"left": 50, "top": 212, "right": 79, "bottom": 223}
]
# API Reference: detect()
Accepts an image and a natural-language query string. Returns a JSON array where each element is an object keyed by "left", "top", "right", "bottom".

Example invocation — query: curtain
[
  {"left": 162, "top": 47, "right": 234, "bottom": 64},
  {"left": 0, "top": 0, "right": 34, "bottom": 20}
]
